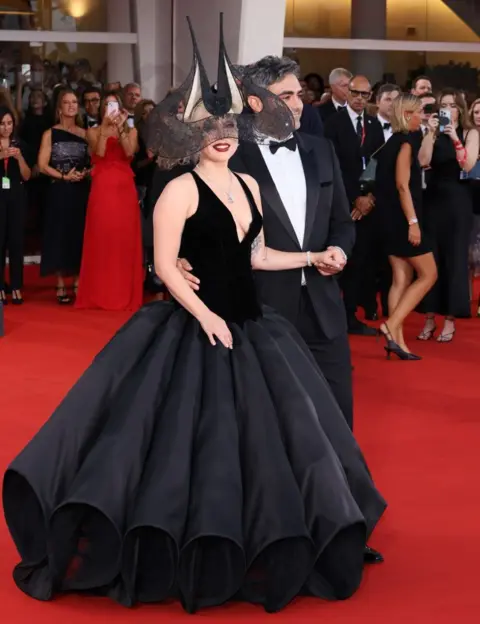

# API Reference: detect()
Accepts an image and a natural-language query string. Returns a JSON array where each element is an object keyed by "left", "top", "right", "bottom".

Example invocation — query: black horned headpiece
[{"left": 145, "top": 13, "right": 294, "bottom": 161}]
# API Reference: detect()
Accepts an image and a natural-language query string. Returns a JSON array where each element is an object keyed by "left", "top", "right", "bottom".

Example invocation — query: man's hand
[
  {"left": 176, "top": 258, "right": 200, "bottom": 291},
  {"left": 313, "top": 248, "right": 346, "bottom": 276},
  {"left": 351, "top": 195, "right": 374, "bottom": 221}
]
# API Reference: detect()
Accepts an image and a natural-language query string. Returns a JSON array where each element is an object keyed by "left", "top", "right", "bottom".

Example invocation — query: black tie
[
  {"left": 269, "top": 136, "right": 297, "bottom": 154},
  {"left": 383, "top": 122, "right": 391, "bottom": 130},
  {"left": 356, "top": 116, "right": 363, "bottom": 143}
]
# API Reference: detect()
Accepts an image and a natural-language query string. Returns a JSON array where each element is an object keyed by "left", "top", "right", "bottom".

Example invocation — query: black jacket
[
  {"left": 324, "top": 107, "right": 384, "bottom": 204},
  {"left": 230, "top": 132, "right": 355, "bottom": 340}
]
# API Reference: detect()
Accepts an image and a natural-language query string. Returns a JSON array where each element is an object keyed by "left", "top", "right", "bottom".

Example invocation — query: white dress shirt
[
  {"left": 346, "top": 104, "right": 364, "bottom": 133},
  {"left": 377, "top": 113, "right": 393, "bottom": 142},
  {"left": 259, "top": 140, "right": 307, "bottom": 283},
  {"left": 332, "top": 97, "right": 346, "bottom": 111}
]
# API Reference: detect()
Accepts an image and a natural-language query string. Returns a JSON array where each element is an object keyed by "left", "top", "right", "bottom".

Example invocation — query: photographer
[{"left": 418, "top": 88, "right": 479, "bottom": 342}]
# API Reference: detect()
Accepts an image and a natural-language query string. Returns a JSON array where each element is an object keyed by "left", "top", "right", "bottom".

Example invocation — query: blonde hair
[{"left": 391, "top": 93, "right": 421, "bottom": 133}]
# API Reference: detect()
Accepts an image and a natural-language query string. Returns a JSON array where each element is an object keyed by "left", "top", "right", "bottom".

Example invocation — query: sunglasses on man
[{"left": 349, "top": 89, "right": 371, "bottom": 99}]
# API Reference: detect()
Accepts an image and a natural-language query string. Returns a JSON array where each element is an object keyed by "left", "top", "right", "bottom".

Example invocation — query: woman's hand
[
  {"left": 63, "top": 167, "right": 84, "bottom": 182},
  {"left": 199, "top": 311, "right": 233, "bottom": 349},
  {"left": 7, "top": 147, "right": 21, "bottom": 160},
  {"left": 426, "top": 114, "right": 439, "bottom": 134},
  {"left": 408, "top": 223, "right": 421, "bottom": 246},
  {"left": 443, "top": 123, "right": 459, "bottom": 142},
  {"left": 112, "top": 109, "right": 129, "bottom": 130}
]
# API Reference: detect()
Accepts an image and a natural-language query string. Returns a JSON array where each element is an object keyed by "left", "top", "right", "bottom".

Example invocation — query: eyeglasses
[{"left": 349, "top": 89, "right": 371, "bottom": 99}]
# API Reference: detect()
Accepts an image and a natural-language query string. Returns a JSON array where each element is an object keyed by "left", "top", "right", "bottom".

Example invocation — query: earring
[{"left": 406, "top": 116, "right": 411, "bottom": 121}]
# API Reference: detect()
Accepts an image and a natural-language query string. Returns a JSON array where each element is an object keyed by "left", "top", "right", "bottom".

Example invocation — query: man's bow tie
[
  {"left": 383, "top": 122, "right": 391, "bottom": 130},
  {"left": 269, "top": 136, "right": 297, "bottom": 154}
]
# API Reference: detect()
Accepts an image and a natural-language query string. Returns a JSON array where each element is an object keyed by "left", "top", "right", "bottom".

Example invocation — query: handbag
[{"left": 359, "top": 143, "right": 385, "bottom": 192}]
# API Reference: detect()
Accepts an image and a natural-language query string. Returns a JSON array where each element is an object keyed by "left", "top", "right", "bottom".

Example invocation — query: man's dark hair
[
  {"left": 82, "top": 85, "right": 102, "bottom": 103},
  {"left": 412, "top": 75, "right": 431, "bottom": 89},
  {"left": 376, "top": 83, "right": 401, "bottom": 101},
  {"left": 244, "top": 56, "right": 300, "bottom": 89}
]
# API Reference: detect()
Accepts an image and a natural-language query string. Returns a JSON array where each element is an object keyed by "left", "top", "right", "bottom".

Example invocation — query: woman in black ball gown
[
  {"left": 2, "top": 17, "right": 386, "bottom": 614},
  {"left": 375, "top": 94, "right": 437, "bottom": 359}
]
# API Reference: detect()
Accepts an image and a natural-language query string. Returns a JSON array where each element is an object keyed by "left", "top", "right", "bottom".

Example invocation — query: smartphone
[
  {"left": 107, "top": 101, "right": 119, "bottom": 117},
  {"left": 21, "top": 64, "right": 31, "bottom": 77},
  {"left": 438, "top": 108, "right": 451, "bottom": 132}
]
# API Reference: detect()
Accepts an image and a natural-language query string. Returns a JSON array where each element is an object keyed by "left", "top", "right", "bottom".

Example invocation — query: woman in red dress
[{"left": 76, "top": 92, "right": 143, "bottom": 311}]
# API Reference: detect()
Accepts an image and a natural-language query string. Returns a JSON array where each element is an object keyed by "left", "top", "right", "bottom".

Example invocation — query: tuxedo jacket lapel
[
  {"left": 297, "top": 134, "right": 319, "bottom": 250},
  {"left": 239, "top": 142, "right": 301, "bottom": 248}
]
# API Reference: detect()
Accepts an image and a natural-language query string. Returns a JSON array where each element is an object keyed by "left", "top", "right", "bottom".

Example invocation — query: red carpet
[{"left": 1, "top": 268, "right": 480, "bottom": 623}]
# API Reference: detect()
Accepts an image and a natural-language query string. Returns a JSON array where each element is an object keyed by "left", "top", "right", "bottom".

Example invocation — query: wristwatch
[{"left": 408, "top": 217, "right": 418, "bottom": 225}]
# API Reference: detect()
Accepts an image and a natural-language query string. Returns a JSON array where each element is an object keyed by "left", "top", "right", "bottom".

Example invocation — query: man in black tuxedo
[
  {"left": 324, "top": 75, "right": 384, "bottom": 335},
  {"left": 178, "top": 57, "right": 382, "bottom": 563},
  {"left": 300, "top": 102, "right": 324, "bottom": 137},
  {"left": 318, "top": 68, "right": 352, "bottom": 123}
]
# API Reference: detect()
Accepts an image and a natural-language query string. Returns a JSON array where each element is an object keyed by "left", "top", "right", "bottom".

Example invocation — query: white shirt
[
  {"left": 377, "top": 113, "right": 393, "bottom": 142},
  {"left": 346, "top": 104, "right": 364, "bottom": 133},
  {"left": 259, "top": 140, "right": 308, "bottom": 283},
  {"left": 332, "top": 97, "right": 346, "bottom": 111}
]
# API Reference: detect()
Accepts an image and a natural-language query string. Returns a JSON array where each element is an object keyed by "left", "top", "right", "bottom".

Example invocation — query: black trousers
[
  {"left": 340, "top": 215, "right": 379, "bottom": 319},
  {"left": 296, "top": 288, "right": 354, "bottom": 430},
  {"left": 0, "top": 185, "right": 26, "bottom": 290}
]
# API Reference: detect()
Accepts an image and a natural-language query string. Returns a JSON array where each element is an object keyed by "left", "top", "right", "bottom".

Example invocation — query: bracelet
[
  {"left": 408, "top": 217, "right": 418, "bottom": 225},
  {"left": 306, "top": 251, "right": 312, "bottom": 267}
]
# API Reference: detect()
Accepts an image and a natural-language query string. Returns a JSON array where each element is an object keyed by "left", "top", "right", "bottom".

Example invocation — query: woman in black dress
[
  {"left": 2, "top": 18, "right": 385, "bottom": 613},
  {"left": 376, "top": 94, "right": 437, "bottom": 359},
  {"left": 417, "top": 89, "right": 479, "bottom": 341},
  {"left": 38, "top": 88, "right": 90, "bottom": 304},
  {"left": 0, "top": 107, "right": 32, "bottom": 305}
]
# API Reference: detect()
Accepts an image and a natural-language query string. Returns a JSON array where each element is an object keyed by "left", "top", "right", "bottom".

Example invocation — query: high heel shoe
[
  {"left": 417, "top": 324, "right": 436, "bottom": 341},
  {"left": 11, "top": 290, "right": 24, "bottom": 305},
  {"left": 378, "top": 323, "right": 422, "bottom": 361},
  {"left": 437, "top": 329, "right": 456, "bottom": 343},
  {"left": 0, "top": 290, "right": 7, "bottom": 305}
]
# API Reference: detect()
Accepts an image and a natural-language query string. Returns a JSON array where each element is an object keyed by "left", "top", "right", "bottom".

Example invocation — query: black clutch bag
[{"left": 359, "top": 143, "right": 385, "bottom": 192}]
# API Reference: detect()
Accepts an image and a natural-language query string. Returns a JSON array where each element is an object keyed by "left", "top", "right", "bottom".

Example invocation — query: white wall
[
  {"left": 237, "top": 0, "right": 287, "bottom": 65},
  {"left": 107, "top": 0, "right": 134, "bottom": 86},
  {"left": 173, "top": 0, "right": 243, "bottom": 86},
  {"left": 133, "top": 0, "right": 172, "bottom": 101}
]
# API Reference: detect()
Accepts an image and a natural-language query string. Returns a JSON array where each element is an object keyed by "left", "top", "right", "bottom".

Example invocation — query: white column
[
  {"left": 237, "top": 0, "right": 287, "bottom": 65},
  {"left": 132, "top": 0, "right": 172, "bottom": 101},
  {"left": 351, "top": 0, "right": 386, "bottom": 83},
  {"left": 107, "top": 0, "right": 134, "bottom": 86},
  {"left": 173, "top": 0, "right": 287, "bottom": 86}
]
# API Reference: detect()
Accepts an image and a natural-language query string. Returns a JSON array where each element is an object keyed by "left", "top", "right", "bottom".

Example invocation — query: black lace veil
[{"left": 145, "top": 13, "right": 295, "bottom": 160}]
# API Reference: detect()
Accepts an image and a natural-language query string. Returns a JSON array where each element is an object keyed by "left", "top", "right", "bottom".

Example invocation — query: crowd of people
[
  {"left": 0, "top": 60, "right": 479, "bottom": 340},
  {"left": 1, "top": 11, "right": 480, "bottom": 612}
]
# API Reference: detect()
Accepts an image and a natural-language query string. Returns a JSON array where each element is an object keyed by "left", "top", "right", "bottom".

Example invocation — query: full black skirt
[{"left": 3, "top": 303, "right": 386, "bottom": 613}]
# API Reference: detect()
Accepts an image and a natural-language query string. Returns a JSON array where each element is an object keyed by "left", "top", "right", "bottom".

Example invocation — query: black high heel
[
  {"left": 377, "top": 323, "right": 422, "bottom": 361},
  {"left": 56, "top": 286, "right": 72, "bottom": 305},
  {"left": 0, "top": 290, "right": 7, "bottom": 305}
]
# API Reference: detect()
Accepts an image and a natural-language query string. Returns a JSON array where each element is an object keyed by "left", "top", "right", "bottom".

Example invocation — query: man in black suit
[
  {"left": 324, "top": 75, "right": 384, "bottom": 335},
  {"left": 318, "top": 68, "right": 352, "bottom": 123},
  {"left": 178, "top": 56, "right": 382, "bottom": 562},
  {"left": 300, "top": 102, "right": 324, "bottom": 137}
]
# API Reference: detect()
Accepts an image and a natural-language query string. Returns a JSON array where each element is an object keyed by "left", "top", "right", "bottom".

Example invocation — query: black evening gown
[
  {"left": 40, "top": 128, "right": 90, "bottom": 277},
  {"left": 420, "top": 132, "right": 473, "bottom": 317},
  {"left": 3, "top": 172, "right": 386, "bottom": 613},
  {"left": 376, "top": 131, "right": 431, "bottom": 258}
]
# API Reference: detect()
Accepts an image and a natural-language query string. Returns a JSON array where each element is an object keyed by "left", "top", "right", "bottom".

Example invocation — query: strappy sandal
[
  {"left": 417, "top": 324, "right": 436, "bottom": 341},
  {"left": 437, "top": 329, "right": 456, "bottom": 343},
  {"left": 56, "top": 286, "right": 72, "bottom": 305},
  {"left": 0, "top": 290, "right": 7, "bottom": 305}
]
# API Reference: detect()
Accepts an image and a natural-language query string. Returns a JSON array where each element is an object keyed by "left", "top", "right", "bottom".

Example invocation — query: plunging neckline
[{"left": 192, "top": 170, "right": 254, "bottom": 245}]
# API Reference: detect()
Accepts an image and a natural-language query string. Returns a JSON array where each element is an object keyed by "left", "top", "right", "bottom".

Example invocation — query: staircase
[{"left": 442, "top": 0, "right": 480, "bottom": 37}]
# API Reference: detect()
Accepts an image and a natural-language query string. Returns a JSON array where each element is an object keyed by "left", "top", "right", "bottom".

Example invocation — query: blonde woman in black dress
[{"left": 376, "top": 94, "right": 437, "bottom": 359}]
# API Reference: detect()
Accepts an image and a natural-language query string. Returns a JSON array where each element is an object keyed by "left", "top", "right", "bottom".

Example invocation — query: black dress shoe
[
  {"left": 347, "top": 318, "right": 377, "bottom": 337},
  {"left": 364, "top": 545, "right": 384, "bottom": 564}
]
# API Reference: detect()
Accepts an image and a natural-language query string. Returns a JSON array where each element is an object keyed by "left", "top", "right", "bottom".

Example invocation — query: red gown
[{"left": 76, "top": 137, "right": 144, "bottom": 311}]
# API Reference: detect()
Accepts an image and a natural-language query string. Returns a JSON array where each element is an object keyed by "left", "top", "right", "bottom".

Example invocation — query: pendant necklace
[{"left": 196, "top": 167, "right": 235, "bottom": 203}]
